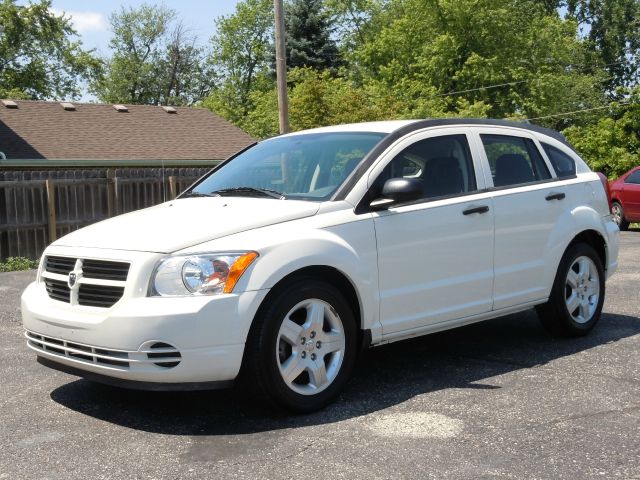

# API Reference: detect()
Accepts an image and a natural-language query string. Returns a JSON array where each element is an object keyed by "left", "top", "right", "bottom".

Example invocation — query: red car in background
[{"left": 609, "top": 166, "right": 640, "bottom": 230}]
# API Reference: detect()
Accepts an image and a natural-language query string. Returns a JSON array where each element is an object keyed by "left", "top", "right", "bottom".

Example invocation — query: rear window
[
  {"left": 542, "top": 144, "right": 577, "bottom": 179},
  {"left": 481, "top": 135, "right": 551, "bottom": 187}
]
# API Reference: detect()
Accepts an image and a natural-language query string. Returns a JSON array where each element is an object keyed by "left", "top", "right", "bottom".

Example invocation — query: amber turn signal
[{"left": 223, "top": 251, "right": 259, "bottom": 293}]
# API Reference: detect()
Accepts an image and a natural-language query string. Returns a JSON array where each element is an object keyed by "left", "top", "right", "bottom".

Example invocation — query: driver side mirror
[{"left": 370, "top": 178, "right": 424, "bottom": 210}]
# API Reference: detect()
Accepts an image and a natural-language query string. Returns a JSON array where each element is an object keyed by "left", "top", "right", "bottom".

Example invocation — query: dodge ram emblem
[{"left": 68, "top": 272, "right": 77, "bottom": 288}]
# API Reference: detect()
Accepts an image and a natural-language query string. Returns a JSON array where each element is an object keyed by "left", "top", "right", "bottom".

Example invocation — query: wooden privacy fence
[{"left": 0, "top": 163, "right": 215, "bottom": 261}]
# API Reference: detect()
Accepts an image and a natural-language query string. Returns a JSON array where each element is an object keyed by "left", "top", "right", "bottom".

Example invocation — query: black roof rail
[{"left": 393, "top": 118, "right": 572, "bottom": 148}]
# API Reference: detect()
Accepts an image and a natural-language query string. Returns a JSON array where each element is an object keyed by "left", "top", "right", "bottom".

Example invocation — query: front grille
[
  {"left": 78, "top": 284, "right": 126, "bottom": 308},
  {"left": 26, "top": 331, "right": 130, "bottom": 369},
  {"left": 82, "top": 259, "right": 129, "bottom": 281},
  {"left": 43, "top": 256, "right": 130, "bottom": 308},
  {"left": 45, "top": 256, "right": 76, "bottom": 275},
  {"left": 45, "top": 278, "right": 70, "bottom": 303}
]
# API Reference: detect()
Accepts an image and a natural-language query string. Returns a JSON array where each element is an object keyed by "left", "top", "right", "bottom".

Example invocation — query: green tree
[
  {"left": 572, "top": 0, "right": 640, "bottom": 89},
  {"left": 241, "top": 67, "right": 410, "bottom": 137},
  {"left": 0, "top": 0, "right": 98, "bottom": 99},
  {"left": 93, "top": 4, "right": 172, "bottom": 104},
  {"left": 288, "top": 67, "right": 409, "bottom": 129},
  {"left": 93, "top": 4, "right": 208, "bottom": 105},
  {"left": 325, "top": 0, "right": 383, "bottom": 48},
  {"left": 242, "top": 86, "right": 279, "bottom": 138},
  {"left": 158, "top": 22, "right": 212, "bottom": 105},
  {"left": 285, "top": 0, "right": 341, "bottom": 70},
  {"left": 564, "top": 93, "right": 640, "bottom": 177},
  {"left": 203, "top": 0, "right": 273, "bottom": 124},
  {"left": 349, "top": 0, "right": 607, "bottom": 129}
]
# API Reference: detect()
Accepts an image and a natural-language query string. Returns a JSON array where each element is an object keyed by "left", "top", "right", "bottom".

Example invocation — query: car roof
[
  {"left": 281, "top": 118, "right": 573, "bottom": 149},
  {"left": 279, "top": 120, "right": 417, "bottom": 135}
]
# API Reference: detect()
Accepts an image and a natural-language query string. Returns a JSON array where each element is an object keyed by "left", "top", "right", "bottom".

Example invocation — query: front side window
[
  {"left": 189, "top": 132, "right": 385, "bottom": 201},
  {"left": 542, "top": 143, "right": 577, "bottom": 178},
  {"left": 624, "top": 169, "right": 640, "bottom": 184},
  {"left": 481, "top": 134, "right": 551, "bottom": 187},
  {"left": 374, "top": 134, "right": 477, "bottom": 201}
]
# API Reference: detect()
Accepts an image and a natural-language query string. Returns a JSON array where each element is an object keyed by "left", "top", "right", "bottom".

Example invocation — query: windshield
[{"left": 188, "top": 132, "right": 386, "bottom": 201}]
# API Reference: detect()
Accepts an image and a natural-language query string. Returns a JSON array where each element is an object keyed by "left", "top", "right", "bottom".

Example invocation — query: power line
[
  {"left": 438, "top": 80, "right": 527, "bottom": 97},
  {"left": 416, "top": 60, "right": 633, "bottom": 116},
  {"left": 524, "top": 102, "right": 633, "bottom": 121},
  {"left": 436, "top": 71, "right": 617, "bottom": 100}
]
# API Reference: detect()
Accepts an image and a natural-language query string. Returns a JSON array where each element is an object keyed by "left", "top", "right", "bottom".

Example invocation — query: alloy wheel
[
  {"left": 564, "top": 255, "right": 600, "bottom": 324},
  {"left": 276, "top": 299, "right": 346, "bottom": 395}
]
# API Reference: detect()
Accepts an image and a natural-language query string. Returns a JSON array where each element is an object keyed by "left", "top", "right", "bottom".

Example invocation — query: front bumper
[{"left": 22, "top": 279, "right": 269, "bottom": 385}]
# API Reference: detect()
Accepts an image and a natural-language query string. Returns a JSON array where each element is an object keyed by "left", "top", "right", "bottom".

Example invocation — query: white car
[{"left": 22, "top": 119, "right": 619, "bottom": 412}]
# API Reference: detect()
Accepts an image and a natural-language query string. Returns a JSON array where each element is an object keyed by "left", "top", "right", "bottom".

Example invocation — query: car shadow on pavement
[{"left": 50, "top": 309, "right": 640, "bottom": 435}]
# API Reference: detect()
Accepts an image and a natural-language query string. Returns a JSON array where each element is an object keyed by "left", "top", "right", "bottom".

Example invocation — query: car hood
[{"left": 52, "top": 197, "right": 320, "bottom": 253}]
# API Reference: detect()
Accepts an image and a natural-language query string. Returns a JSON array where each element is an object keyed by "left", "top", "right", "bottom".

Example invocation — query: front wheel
[
  {"left": 243, "top": 279, "right": 357, "bottom": 412},
  {"left": 536, "top": 243, "right": 605, "bottom": 337}
]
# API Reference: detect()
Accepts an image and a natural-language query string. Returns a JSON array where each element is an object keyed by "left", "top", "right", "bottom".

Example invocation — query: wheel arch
[
  {"left": 248, "top": 265, "right": 368, "bottom": 348},
  {"left": 566, "top": 229, "right": 607, "bottom": 271},
  {"left": 544, "top": 204, "right": 612, "bottom": 298},
  {"left": 261, "top": 265, "right": 362, "bottom": 324}
]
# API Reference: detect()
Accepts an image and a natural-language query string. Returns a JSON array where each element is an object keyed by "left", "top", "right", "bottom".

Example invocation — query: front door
[{"left": 370, "top": 132, "right": 495, "bottom": 335}]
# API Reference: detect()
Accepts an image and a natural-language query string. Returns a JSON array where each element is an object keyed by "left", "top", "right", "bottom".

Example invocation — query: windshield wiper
[
  {"left": 180, "top": 191, "right": 220, "bottom": 198},
  {"left": 211, "top": 187, "right": 285, "bottom": 199}
]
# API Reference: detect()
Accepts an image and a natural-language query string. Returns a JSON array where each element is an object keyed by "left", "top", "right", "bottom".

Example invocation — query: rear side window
[
  {"left": 542, "top": 143, "right": 577, "bottom": 178},
  {"left": 481, "top": 135, "right": 551, "bottom": 187},
  {"left": 624, "top": 170, "right": 640, "bottom": 184},
  {"left": 376, "top": 134, "right": 477, "bottom": 201}
]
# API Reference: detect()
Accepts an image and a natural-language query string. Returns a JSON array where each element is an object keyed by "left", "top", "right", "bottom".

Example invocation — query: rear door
[{"left": 474, "top": 128, "right": 567, "bottom": 310}]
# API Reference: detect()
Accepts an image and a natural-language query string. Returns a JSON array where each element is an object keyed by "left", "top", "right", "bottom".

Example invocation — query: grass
[{"left": 0, "top": 257, "right": 39, "bottom": 272}]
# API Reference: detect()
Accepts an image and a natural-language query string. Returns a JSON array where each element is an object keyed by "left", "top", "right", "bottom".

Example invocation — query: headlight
[{"left": 150, "top": 251, "right": 258, "bottom": 297}]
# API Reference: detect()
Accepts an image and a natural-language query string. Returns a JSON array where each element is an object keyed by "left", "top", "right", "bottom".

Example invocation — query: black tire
[
  {"left": 611, "top": 201, "right": 629, "bottom": 231},
  {"left": 536, "top": 242, "right": 605, "bottom": 337},
  {"left": 242, "top": 278, "right": 357, "bottom": 413}
]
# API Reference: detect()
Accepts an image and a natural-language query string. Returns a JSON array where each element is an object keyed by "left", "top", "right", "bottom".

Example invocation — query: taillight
[{"left": 596, "top": 172, "right": 612, "bottom": 212}]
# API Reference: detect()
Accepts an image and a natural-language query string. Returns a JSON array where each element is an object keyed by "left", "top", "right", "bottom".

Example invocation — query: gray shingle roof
[{"left": 0, "top": 100, "right": 255, "bottom": 160}]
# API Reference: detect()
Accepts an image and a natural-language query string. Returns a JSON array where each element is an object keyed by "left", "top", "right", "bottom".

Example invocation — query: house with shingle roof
[{"left": 0, "top": 100, "right": 254, "bottom": 160}]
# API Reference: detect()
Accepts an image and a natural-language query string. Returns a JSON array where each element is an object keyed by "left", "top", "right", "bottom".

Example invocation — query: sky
[{"left": 45, "top": 0, "right": 243, "bottom": 56}]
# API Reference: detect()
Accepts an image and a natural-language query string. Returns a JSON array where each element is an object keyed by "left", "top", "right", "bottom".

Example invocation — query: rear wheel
[
  {"left": 243, "top": 279, "right": 357, "bottom": 412},
  {"left": 536, "top": 243, "right": 605, "bottom": 337},
  {"left": 611, "top": 201, "right": 629, "bottom": 231}
]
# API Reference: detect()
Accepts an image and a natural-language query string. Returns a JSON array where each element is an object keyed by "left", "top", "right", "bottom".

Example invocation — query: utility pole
[{"left": 274, "top": 0, "right": 290, "bottom": 134}]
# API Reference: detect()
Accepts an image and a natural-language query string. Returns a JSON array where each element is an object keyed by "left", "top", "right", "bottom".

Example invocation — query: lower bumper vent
[
  {"left": 26, "top": 331, "right": 183, "bottom": 371},
  {"left": 146, "top": 342, "right": 182, "bottom": 368},
  {"left": 26, "top": 331, "right": 130, "bottom": 369}
]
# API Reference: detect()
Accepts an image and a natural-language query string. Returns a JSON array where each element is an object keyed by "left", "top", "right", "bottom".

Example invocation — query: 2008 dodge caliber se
[{"left": 22, "top": 119, "right": 619, "bottom": 412}]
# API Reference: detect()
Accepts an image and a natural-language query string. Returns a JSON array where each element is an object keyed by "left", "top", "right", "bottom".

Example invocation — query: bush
[{"left": 0, "top": 257, "right": 39, "bottom": 272}]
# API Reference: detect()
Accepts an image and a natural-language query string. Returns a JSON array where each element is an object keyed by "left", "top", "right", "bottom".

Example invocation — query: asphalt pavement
[{"left": 1, "top": 232, "right": 639, "bottom": 479}]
